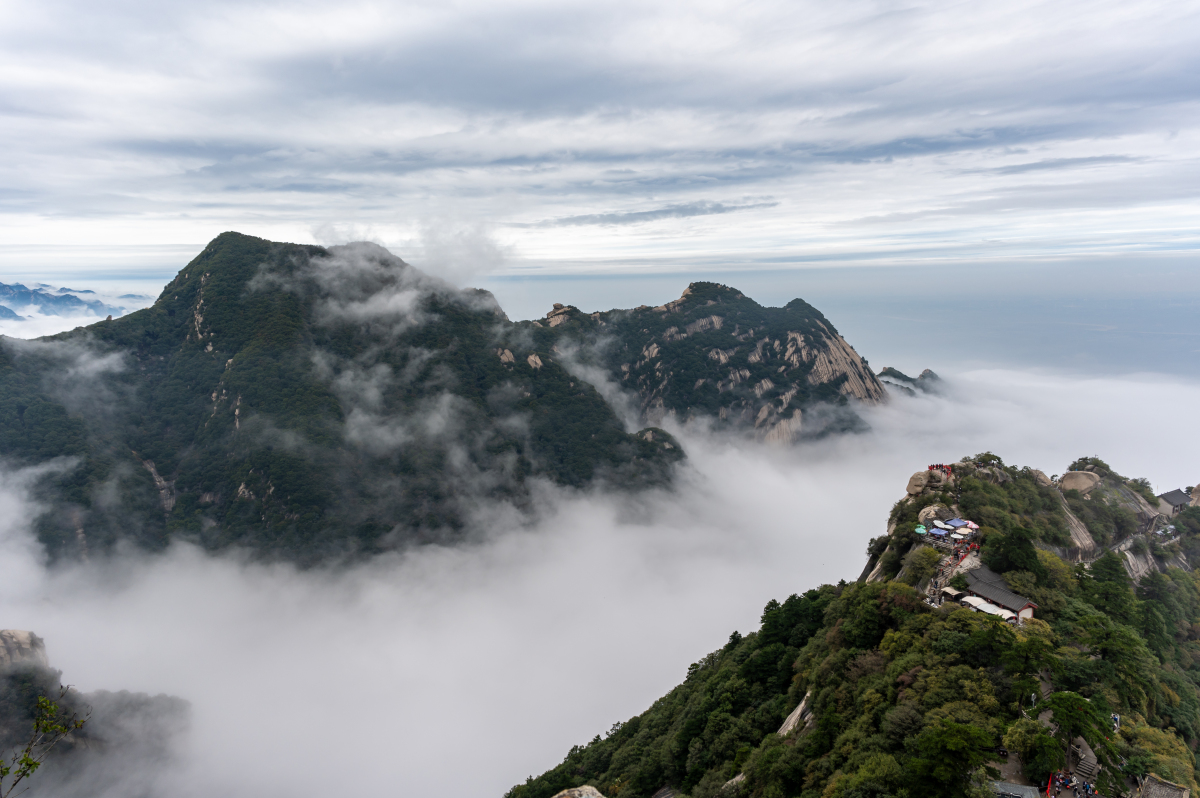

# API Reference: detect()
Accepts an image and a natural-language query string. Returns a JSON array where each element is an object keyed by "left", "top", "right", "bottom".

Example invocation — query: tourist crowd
[{"left": 1048, "top": 771, "right": 1100, "bottom": 798}]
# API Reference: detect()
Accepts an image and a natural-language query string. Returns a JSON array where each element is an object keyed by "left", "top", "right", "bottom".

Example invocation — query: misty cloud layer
[
  {"left": 1, "top": 0, "right": 1198, "bottom": 277},
  {"left": 3, "top": 367, "right": 1198, "bottom": 797},
  {"left": 0, "top": 284, "right": 152, "bottom": 340}
]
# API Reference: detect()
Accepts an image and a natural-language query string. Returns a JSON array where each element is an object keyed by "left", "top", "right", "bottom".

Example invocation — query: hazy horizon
[{"left": 3, "top": 245, "right": 1197, "bottom": 379}]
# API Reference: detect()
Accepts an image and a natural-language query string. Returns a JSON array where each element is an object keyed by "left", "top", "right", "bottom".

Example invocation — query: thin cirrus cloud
[
  {"left": 0, "top": 0, "right": 1197, "bottom": 277},
  {"left": 971, "top": 155, "right": 1142, "bottom": 176},
  {"left": 510, "top": 200, "right": 780, "bottom": 227}
]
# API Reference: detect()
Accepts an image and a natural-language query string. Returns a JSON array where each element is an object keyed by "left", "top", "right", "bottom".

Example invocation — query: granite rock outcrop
[{"left": 1060, "top": 471, "right": 1102, "bottom": 494}]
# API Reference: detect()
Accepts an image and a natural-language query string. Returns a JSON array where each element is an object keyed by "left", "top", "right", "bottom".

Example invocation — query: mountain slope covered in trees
[
  {"left": 509, "top": 455, "right": 1200, "bottom": 798},
  {"left": 0, "top": 232, "right": 882, "bottom": 563},
  {"left": 0, "top": 233, "right": 682, "bottom": 561}
]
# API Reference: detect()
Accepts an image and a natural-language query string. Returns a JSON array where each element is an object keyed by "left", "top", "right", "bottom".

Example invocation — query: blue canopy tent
[{"left": 946, "top": 518, "right": 969, "bottom": 528}]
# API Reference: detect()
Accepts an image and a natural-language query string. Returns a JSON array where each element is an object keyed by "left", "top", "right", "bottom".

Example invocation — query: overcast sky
[{"left": 1, "top": 0, "right": 1199, "bottom": 286}]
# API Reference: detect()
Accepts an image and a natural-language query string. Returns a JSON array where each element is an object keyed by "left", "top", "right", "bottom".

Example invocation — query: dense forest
[
  {"left": 0, "top": 233, "right": 683, "bottom": 562},
  {"left": 0, "top": 232, "right": 886, "bottom": 564},
  {"left": 508, "top": 455, "right": 1200, "bottom": 798}
]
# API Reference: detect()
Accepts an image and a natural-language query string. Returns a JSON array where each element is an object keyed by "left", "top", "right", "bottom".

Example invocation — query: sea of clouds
[
  {"left": 1, "top": 367, "right": 1198, "bottom": 797},
  {"left": 0, "top": 285, "right": 155, "bottom": 340}
]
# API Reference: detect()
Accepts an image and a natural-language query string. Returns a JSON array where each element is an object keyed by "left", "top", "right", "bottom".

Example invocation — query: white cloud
[
  {"left": 2, "top": 367, "right": 1197, "bottom": 797},
  {"left": 0, "top": 0, "right": 1196, "bottom": 275}
]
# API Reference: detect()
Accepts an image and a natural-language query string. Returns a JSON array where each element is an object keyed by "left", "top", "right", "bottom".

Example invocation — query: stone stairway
[{"left": 1072, "top": 738, "right": 1099, "bottom": 778}]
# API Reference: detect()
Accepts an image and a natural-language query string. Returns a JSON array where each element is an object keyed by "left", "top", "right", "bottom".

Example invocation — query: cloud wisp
[
  {"left": 511, "top": 200, "right": 780, "bottom": 228},
  {"left": 2, "top": 367, "right": 1198, "bottom": 797},
  {"left": 0, "top": 0, "right": 1197, "bottom": 274}
]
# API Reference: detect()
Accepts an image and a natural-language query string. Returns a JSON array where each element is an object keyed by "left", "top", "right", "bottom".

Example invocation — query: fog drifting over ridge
[{"left": 3, "top": 368, "right": 1199, "bottom": 798}]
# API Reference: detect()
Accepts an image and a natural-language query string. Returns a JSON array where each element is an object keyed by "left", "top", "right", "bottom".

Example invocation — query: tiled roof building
[
  {"left": 965, "top": 565, "right": 1037, "bottom": 619},
  {"left": 992, "top": 782, "right": 1040, "bottom": 798},
  {"left": 1143, "top": 774, "right": 1190, "bottom": 798},
  {"left": 1159, "top": 489, "right": 1194, "bottom": 516}
]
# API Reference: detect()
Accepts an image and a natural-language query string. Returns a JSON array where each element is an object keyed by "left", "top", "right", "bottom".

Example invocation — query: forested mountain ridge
[
  {"left": 0, "top": 233, "right": 681, "bottom": 561},
  {"left": 509, "top": 454, "right": 1200, "bottom": 798},
  {"left": 528, "top": 284, "right": 885, "bottom": 442},
  {"left": 0, "top": 232, "right": 881, "bottom": 562}
]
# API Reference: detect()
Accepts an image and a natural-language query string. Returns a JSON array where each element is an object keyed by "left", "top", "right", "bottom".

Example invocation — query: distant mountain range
[
  {"left": 877, "top": 366, "right": 942, "bottom": 396},
  {"left": 0, "top": 232, "right": 889, "bottom": 562},
  {"left": 0, "top": 281, "right": 126, "bottom": 319}
]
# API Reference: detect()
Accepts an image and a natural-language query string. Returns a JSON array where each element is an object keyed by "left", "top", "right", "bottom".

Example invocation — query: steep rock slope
[
  {"left": 0, "top": 233, "right": 681, "bottom": 562},
  {"left": 1059, "top": 457, "right": 1165, "bottom": 545},
  {"left": 533, "top": 283, "right": 886, "bottom": 442}
]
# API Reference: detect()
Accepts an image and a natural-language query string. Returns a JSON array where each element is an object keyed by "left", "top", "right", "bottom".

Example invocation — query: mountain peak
[{"left": 4, "top": 234, "right": 883, "bottom": 562}]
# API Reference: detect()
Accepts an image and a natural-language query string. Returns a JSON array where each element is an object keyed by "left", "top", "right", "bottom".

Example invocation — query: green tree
[
  {"left": 0, "top": 691, "right": 87, "bottom": 798},
  {"left": 1080, "top": 552, "right": 1135, "bottom": 624},
  {"left": 1137, "top": 602, "right": 1171, "bottom": 658},
  {"left": 1073, "top": 615, "right": 1157, "bottom": 707},
  {"left": 1003, "top": 718, "right": 1065, "bottom": 783},
  {"left": 907, "top": 718, "right": 996, "bottom": 798},
  {"left": 1038, "top": 692, "right": 1115, "bottom": 769},
  {"left": 1002, "top": 618, "right": 1058, "bottom": 677},
  {"left": 982, "top": 526, "right": 1045, "bottom": 578},
  {"left": 903, "top": 546, "right": 943, "bottom": 586}
]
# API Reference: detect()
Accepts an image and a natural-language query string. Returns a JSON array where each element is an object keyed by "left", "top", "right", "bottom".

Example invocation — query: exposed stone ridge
[
  {"left": 139, "top": 457, "right": 177, "bottom": 514},
  {"left": 1056, "top": 493, "right": 1099, "bottom": 555},
  {"left": 1060, "top": 471, "right": 1101, "bottom": 494},
  {"left": 798, "top": 324, "right": 886, "bottom": 404},
  {"left": 0, "top": 630, "right": 49, "bottom": 669},
  {"left": 778, "top": 689, "right": 814, "bottom": 736},
  {"left": 529, "top": 280, "right": 883, "bottom": 443},
  {"left": 551, "top": 787, "right": 607, "bottom": 798}
]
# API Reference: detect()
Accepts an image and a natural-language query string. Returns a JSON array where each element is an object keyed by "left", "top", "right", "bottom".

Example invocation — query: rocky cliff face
[
  {"left": 1116, "top": 540, "right": 1190, "bottom": 582},
  {"left": 0, "top": 630, "right": 48, "bottom": 669},
  {"left": 1060, "top": 470, "right": 1102, "bottom": 494},
  {"left": 1062, "top": 460, "right": 1169, "bottom": 537},
  {"left": 1057, "top": 493, "right": 1101, "bottom": 556},
  {"left": 531, "top": 282, "right": 886, "bottom": 443},
  {"left": 550, "top": 789, "right": 607, "bottom": 798}
]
